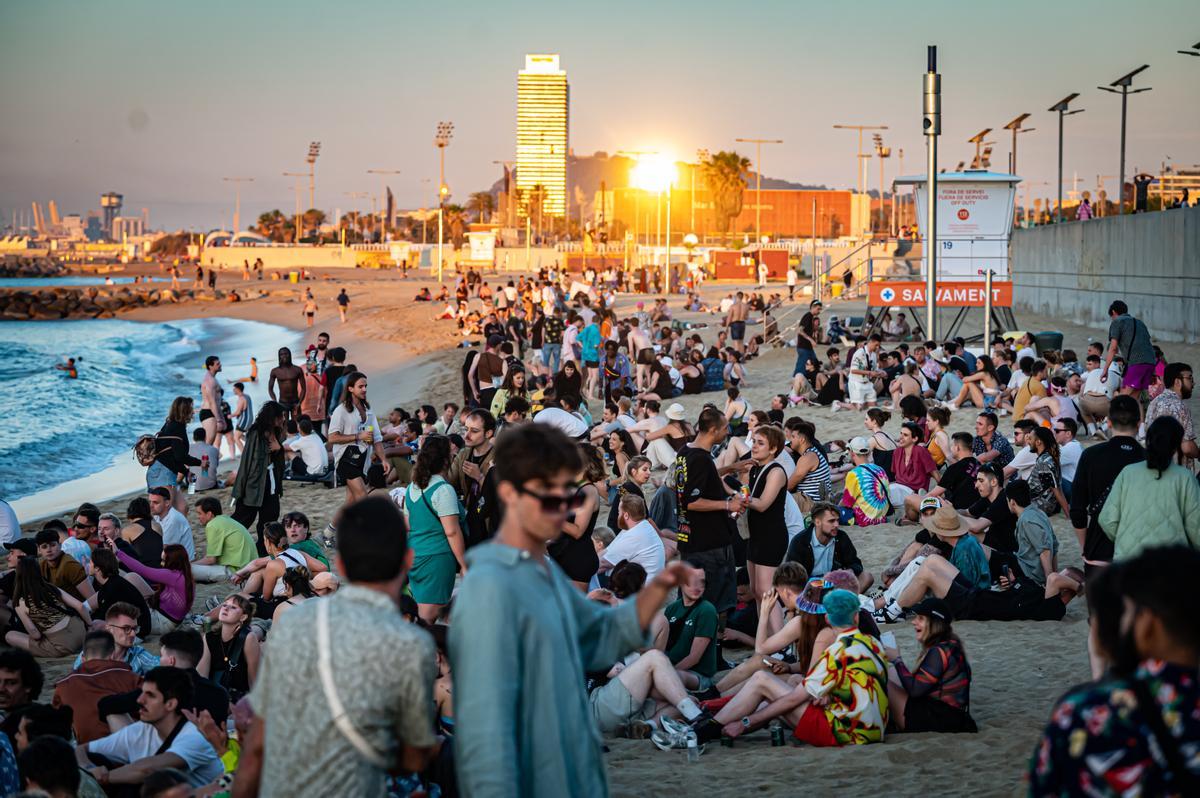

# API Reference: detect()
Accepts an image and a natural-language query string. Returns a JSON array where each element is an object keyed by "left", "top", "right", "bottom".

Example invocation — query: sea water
[
  {"left": 0, "top": 276, "right": 170, "bottom": 287},
  {"left": 0, "top": 317, "right": 302, "bottom": 519}
]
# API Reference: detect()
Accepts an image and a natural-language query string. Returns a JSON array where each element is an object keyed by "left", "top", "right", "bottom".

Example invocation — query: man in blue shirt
[
  {"left": 451, "top": 423, "right": 698, "bottom": 797},
  {"left": 578, "top": 318, "right": 602, "bottom": 400},
  {"left": 972, "top": 411, "right": 1014, "bottom": 469}
]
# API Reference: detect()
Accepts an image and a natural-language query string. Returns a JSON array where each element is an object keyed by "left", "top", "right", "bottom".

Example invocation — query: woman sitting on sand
[
  {"left": 199, "top": 594, "right": 260, "bottom": 703},
  {"left": 490, "top": 367, "right": 528, "bottom": 419},
  {"left": 230, "top": 522, "right": 328, "bottom": 618},
  {"left": 271, "top": 567, "right": 316, "bottom": 624},
  {"left": 889, "top": 362, "right": 924, "bottom": 408},
  {"left": 925, "top": 406, "right": 952, "bottom": 467},
  {"left": 111, "top": 539, "right": 194, "bottom": 633},
  {"left": 861, "top": 408, "right": 898, "bottom": 474},
  {"left": 4, "top": 558, "right": 92, "bottom": 658},
  {"left": 122, "top": 497, "right": 164, "bottom": 568},
  {"left": 882, "top": 596, "right": 977, "bottom": 734},
  {"left": 945, "top": 355, "right": 1004, "bottom": 411}
]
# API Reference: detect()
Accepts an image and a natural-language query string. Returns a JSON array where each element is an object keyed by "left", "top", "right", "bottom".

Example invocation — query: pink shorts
[{"left": 1122, "top": 362, "right": 1156, "bottom": 391}]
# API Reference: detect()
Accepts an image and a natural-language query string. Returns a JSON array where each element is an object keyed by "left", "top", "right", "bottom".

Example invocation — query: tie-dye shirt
[
  {"left": 803, "top": 629, "right": 890, "bottom": 745},
  {"left": 841, "top": 463, "right": 891, "bottom": 526}
]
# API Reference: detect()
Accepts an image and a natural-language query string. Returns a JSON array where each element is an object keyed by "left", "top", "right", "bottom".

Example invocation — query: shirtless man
[
  {"left": 200, "top": 355, "right": 222, "bottom": 445},
  {"left": 628, "top": 318, "right": 655, "bottom": 393},
  {"left": 268, "top": 347, "right": 306, "bottom": 422},
  {"left": 724, "top": 291, "right": 750, "bottom": 355}
]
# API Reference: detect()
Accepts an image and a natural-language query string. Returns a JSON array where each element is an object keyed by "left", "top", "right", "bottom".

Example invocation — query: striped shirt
[{"left": 795, "top": 445, "right": 832, "bottom": 500}]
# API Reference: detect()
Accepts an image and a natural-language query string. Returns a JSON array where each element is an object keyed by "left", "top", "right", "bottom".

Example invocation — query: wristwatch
[{"left": 741, "top": 716, "right": 752, "bottom": 728}]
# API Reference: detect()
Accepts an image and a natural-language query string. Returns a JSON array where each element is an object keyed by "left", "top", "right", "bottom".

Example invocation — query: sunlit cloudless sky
[{"left": 1, "top": 0, "right": 1197, "bottom": 230}]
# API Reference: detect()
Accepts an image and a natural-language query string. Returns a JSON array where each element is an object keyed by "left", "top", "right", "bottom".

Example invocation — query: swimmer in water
[{"left": 54, "top": 357, "right": 78, "bottom": 378}]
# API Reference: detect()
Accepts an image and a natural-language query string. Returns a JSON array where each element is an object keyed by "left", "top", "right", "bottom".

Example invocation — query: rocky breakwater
[
  {"left": 0, "top": 255, "right": 70, "bottom": 278},
  {"left": 0, "top": 285, "right": 282, "bottom": 320}
]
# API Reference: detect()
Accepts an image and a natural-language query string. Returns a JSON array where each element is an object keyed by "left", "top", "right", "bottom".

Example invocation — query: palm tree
[
  {"left": 701, "top": 151, "right": 751, "bottom": 245},
  {"left": 445, "top": 204, "right": 467, "bottom": 248},
  {"left": 526, "top": 185, "right": 548, "bottom": 242},
  {"left": 469, "top": 191, "right": 495, "bottom": 223},
  {"left": 255, "top": 210, "right": 288, "bottom": 242},
  {"left": 301, "top": 209, "right": 327, "bottom": 240}
]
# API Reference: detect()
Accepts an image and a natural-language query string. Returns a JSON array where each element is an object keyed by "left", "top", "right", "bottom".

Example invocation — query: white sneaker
[
  {"left": 650, "top": 727, "right": 689, "bottom": 751},
  {"left": 831, "top": 402, "right": 843, "bottom": 413}
]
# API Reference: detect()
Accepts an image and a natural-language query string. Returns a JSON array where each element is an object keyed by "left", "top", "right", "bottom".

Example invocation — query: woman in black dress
[
  {"left": 549, "top": 444, "right": 604, "bottom": 590},
  {"left": 744, "top": 425, "right": 790, "bottom": 608}
]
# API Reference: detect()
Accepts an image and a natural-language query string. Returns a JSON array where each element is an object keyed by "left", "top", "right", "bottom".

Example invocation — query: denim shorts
[{"left": 146, "top": 461, "right": 177, "bottom": 490}]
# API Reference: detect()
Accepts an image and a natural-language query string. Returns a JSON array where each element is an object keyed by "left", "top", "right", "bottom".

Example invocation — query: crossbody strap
[
  {"left": 154, "top": 718, "right": 187, "bottom": 757},
  {"left": 317, "top": 599, "right": 389, "bottom": 768}
]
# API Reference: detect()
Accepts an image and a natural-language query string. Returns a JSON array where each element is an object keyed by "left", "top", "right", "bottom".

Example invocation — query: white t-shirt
[
  {"left": 88, "top": 720, "right": 223, "bottom": 787},
  {"left": 787, "top": 269, "right": 797, "bottom": 286},
  {"left": 1017, "top": 346, "right": 1037, "bottom": 363},
  {"left": 1008, "top": 445, "right": 1037, "bottom": 480},
  {"left": 0, "top": 500, "right": 19, "bottom": 547},
  {"left": 285, "top": 433, "right": 330, "bottom": 474},
  {"left": 1059, "top": 439, "right": 1083, "bottom": 482},
  {"left": 328, "top": 404, "right": 382, "bottom": 467},
  {"left": 402, "top": 475, "right": 460, "bottom": 518},
  {"left": 603, "top": 519, "right": 665, "bottom": 581},
  {"left": 849, "top": 347, "right": 875, "bottom": 386},
  {"left": 1082, "top": 365, "right": 1120, "bottom": 398},
  {"left": 1008, "top": 369, "right": 1029, "bottom": 392},
  {"left": 533, "top": 407, "right": 589, "bottom": 439},
  {"left": 159, "top": 507, "right": 196, "bottom": 560}
]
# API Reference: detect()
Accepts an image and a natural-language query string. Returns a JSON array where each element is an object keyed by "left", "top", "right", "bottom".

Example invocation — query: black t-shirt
[
  {"left": 506, "top": 317, "right": 527, "bottom": 342},
  {"left": 767, "top": 408, "right": 784, "bottom": 425},
  {"left": 96, "top": 574, "right": 152, "bottom": 638},
  {"left": 797, "top": 313, "right": 818, "bottom": 349},
  {"left": 607, "top": 480, "right": 645, "bottom": 533},
  {"left": 483, "top": 321, "right": 505, "bottom": 340},
  {"left": 948, "top": 356, "right": 971, "bottom": 376},
  {"left": 530, "top": 317, "right": 545, "bottom": 349},
  {"left": 939, "top": 456, "right": 980, "bottom": 510},
  {"left": 129, "top": 522, "right": 164, "bottom": 567},
  {"left": 97, "top": 670, "right": 230, "bottom": 727},
  {"left": 969, "top": 493, "right": 1017, "bottom": 553},
  {"left": 1070, "top": 435, "right": 1145, "bottom": 565},
  {"left": 996, "top": 364, "right": 1013, "bottom": 386},
  {"left": 674, "top": 445, "right": 733, "bottom": 554}
]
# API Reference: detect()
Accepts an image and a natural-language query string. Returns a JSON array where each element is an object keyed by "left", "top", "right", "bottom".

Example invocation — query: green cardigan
[{"left": 1100, "top": 461, "right": 1200, "bottom": 560}]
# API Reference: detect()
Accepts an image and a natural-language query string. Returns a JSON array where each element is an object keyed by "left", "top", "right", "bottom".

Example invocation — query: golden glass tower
[{"left": 516, "top": 53, "right": 569, "bottom": 218}]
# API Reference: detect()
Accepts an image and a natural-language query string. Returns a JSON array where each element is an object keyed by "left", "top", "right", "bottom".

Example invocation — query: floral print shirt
[
  {"left": 1029, "top": 660, "right": 1200, "bottom": 797},
  {"left": 803, "top": 629, "right": 890, "bottom": 745}
]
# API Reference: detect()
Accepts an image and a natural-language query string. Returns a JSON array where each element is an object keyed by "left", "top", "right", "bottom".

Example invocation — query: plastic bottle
[
  {"left": 686, "top": 730, "right": 699, "bottom": 762},
  {"left": 187, "top": 474, "right": 196, "bottom": 496},
  {"left": 729, "top": 484, "right": 750, "bottom": 519},
  {"left": 201, "top": 455, "right": 209, "bottom": 479}
]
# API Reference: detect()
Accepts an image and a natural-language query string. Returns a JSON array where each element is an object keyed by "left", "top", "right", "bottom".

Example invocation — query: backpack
[{"left": 134, "top": 435, "right": 158, "bottom": 466}]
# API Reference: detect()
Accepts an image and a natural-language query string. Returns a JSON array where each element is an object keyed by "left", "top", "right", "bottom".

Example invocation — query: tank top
[
  {"left": 206, "top": 627, "right": 251, "bottom": 699},
  {"left": 271, "top": 549, "right": 308, "bottom": 596},
  {"left": 796, "top": 445, "right": 832, "bottom": 500},
  {"left": 748, "top": 462, "right": 787, "bottom": 530},
  {"left": 237, "top": 394, "right": 254, "bottom": 430}
]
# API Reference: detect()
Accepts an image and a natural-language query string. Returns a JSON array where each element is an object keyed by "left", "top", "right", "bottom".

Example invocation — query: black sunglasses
[{"left": 516, "top": 485, "right": 587, "bottom": 513}]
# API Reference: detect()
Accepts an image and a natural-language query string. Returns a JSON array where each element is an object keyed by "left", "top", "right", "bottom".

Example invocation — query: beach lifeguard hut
[{"left": 874, "top": 170, "right": 1021, "bottom": 341}]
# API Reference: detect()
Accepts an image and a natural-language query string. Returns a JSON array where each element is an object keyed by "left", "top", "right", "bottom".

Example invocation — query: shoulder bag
[{"left": 317, "top": 599, "right": 389, "bottom": 768}]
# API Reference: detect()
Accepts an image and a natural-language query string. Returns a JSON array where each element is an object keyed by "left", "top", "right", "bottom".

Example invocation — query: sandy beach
[{"left": 13, "top": 262, "right": 1200, "bottom": 798}]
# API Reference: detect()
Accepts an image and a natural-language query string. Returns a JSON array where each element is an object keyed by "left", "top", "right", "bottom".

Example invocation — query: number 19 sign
[{"left": 869, "top": 281, "right": 1013, "bottom": 308}]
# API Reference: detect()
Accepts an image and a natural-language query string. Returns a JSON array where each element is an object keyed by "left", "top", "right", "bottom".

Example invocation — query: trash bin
[
  {"left": 1033, "top": 331, "right": 1064, "bottom": 355},
  {"left": 831, "top": 282, "right": 844, "bottom": 298},
  {"left": 288, "top": 271, "right": 299, "bottom": 284}
]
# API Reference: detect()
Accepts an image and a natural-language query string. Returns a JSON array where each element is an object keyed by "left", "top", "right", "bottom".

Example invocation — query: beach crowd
[{"left": 0, "top": 264, "right": 1197, "bottom": 798}]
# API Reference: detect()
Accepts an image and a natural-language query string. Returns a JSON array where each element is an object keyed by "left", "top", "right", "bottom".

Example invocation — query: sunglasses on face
[{"left": 516, "top": 485, "right": 587, "bottom": 513}]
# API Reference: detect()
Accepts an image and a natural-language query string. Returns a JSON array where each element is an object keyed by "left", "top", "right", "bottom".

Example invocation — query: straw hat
[
  {"left": 665, "top": 403, "right": 687, "bottom": 421},
  {"left": 919, "top": 506, "right": 968, "bottom": 538}
]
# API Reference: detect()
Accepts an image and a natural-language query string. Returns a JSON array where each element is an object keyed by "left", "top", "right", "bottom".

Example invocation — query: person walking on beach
[
  {"left": 724, "top": 292, "right": 750, "bottom": 355},
  {"left": 1101, "top": 300, "right": 1156, "bottom": 405},
  {"left": 336, "top": 289, "right": 350, "bottom": 323},
  {"left": 230, "top": 402, "right": 287, "bottom": 553},
  {"left": 200, "top": 356, "right": 222, "bottom": 445},
  {"left": 303, "top": 295, "right": 318, "bottom": 328},
  {"left": 268, "top": 348, "right": 306, "bottom": 423},
  {"left": 450, "top": 423, "right": 697, "bottom": 798}
]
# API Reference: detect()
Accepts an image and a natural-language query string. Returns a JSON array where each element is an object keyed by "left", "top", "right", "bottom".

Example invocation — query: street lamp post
[
  {"left": 873, "top": 134, "right": 890, "bottom": 235},
  {"left": 833, "top": 124, "right": 888, "bottom": 206},
  {"left": 1098, "top": 65, "right": 1151, "bottom": 215},
  {"left": 282, "top": 172, "right": 306, "bottom": 241},
  {"left": 1048, "top": 94, "right": 1084, "bottom": 222},
  {"left": 435, "top": 121, "right": 454, "bottom": 282},
  {"left": 735, "top": 137, "right": 783, "bottom": 244},
  {"left": 367, "top": 169, "right": 402, "bottom": 240},
  {"left": 1002, "top": 113, "right": 1034, "bottom": 175},
  {"left": 306, "top": 142, "right": 321, "bottom": 211},
  {"left": 1179, "top": 40, "right": 1200, "bottom": 57},
  {"left": 222, "top": 177, "right": 254, "bottom": 234}
]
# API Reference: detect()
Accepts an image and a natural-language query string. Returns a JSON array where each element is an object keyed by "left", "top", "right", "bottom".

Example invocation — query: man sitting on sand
[
  {"left": 190, "top": 497, "right": 257, "bottom": 583},
  {"left": 784, "top": 503, "right": 872, "bottom": 591}
]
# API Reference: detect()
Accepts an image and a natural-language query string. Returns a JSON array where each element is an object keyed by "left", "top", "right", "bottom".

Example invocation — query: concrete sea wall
[{"left": 1011, "top": 205, "right": 1199, "bottom": 342}]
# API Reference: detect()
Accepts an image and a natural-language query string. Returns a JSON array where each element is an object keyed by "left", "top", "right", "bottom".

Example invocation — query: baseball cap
[
  {"left": 848, "top": 436, "right": 872, "bottom": 455},
  {"left": 910, "top": 596, "right": 953, "bottom": 622},
  {"left": 919, "top": 496, "right": 943, "bottom": 514},
  {"left": 4, "top": 539, "right": 36, "bottom": 557},
  {"left": 486, "top": 334, "right": 504, "bottom": 348}
]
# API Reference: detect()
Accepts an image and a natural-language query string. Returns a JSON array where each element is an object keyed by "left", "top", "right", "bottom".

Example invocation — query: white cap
[{"left": 848, "top": 436, "right": 872, "bottom": 455}]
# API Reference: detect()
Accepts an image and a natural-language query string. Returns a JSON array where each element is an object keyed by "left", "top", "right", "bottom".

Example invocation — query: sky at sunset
[{"left": 1, "top": 0, "right": 1197, "bottom": 230}]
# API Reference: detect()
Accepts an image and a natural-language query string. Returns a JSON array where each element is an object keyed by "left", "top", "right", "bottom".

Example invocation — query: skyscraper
[{"left": 516, "top": 54, "right": 568, "bottom": 219}]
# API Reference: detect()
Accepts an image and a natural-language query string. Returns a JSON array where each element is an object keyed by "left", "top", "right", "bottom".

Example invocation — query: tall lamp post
[
  {"left": 306, "top": 142, "right": 321, "bottom": 211},
  {"left": 967, "top": 129, "right": 993, "bottom": 169},
  {"left": 1098, "top": 65, "right": 1151, "bottom": 215},
  {"left": 1048, "top": 94, "right": 1084, "bottom": 222},
  {"left": 1002, "top": 113, "right": 1034, "bottom": 175},
  {"left": 282, "top": 171, "right": 307, "bottom": 241},
  {"left": 367, "top": 169, "right": 402, "bottom": 240},
  {"left": 1179, "top": 40, "right": 1200, "bottom": 57},
  {"left": 222, "top": 177, "right": 254, "bottom": 234},
  {"left": 434, "top": 121, "right": 454, "bottom": 282},
  {"left": 735, "top": 137, "right": 783, "bottom": 244},
  {"left": 873, "top": 134, "right": 890, "bottom": 235}
]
